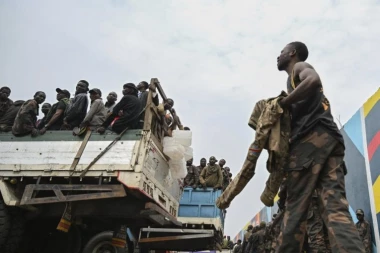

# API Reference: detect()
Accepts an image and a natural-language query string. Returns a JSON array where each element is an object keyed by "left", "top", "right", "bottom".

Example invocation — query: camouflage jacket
[
  {"left": 216, "top": 92, "right": 290, "bottom": 209},
  {"left": 356, "top": 220, "right": 372, "bottom": 253},
  {"left": 12, "top": 99, "right": 39, "bottom": 136},
  {"left": 248, "top": 91, "right": 291, "bottom": 172},
  {"left": 183, "top": 165, "right": 199, "bottom": 187}
]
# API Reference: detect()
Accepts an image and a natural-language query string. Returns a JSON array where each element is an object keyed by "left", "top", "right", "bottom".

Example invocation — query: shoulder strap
[{"left": 291, "top": 68, "right": 296, "bottom": 89}]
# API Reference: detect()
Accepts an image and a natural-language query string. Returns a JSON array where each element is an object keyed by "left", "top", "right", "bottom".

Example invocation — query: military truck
[{"left": 0, "top": 79, "right": 223, "bottom": 253}]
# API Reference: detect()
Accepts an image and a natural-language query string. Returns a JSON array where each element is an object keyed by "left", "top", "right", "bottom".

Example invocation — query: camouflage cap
[
  {"left": 260, "top": 221, "right": 266, "bottom": 227},
  {"left": 356, "top": 209, "right": 364, "bottom": 215}
]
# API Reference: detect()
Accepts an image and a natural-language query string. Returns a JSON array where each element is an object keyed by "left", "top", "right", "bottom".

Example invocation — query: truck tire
[
  {"left": 1, "top": 209, "right": 25, "bottom": 253},
  {"left": 0, "top": 197, "right": 11, "bottom": 248},
  {"left": 83, "top": 231, "right": 128, "bottom": 253}
]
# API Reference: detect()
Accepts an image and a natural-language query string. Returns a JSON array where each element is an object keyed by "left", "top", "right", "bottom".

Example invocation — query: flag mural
[{"left": 234, "top": 88, "right": 380, "bottom": 251}]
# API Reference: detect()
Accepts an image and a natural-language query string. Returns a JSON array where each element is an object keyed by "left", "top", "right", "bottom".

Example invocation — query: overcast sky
[{"left": 1, "top": 0, "right": 379, "bottom": 237}]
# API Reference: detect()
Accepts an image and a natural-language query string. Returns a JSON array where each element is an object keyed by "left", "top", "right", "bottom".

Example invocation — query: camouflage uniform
[
  {"left": 183, "top": 165, "right": 199, "bottom": 188},
  {"left": 276, "top": 125, "right": 365, "bottom": 253},
  {"left": 356, "top": 220, "right": 372, "bottom": 253},
  {"left": 216, "top": 93, "right": 290, "bottom": 209},
  {"left": 12, "top": 99, "right": 39, "bottom": 136},
  {"left": 256, "top": 228, "right": 266, "bottom": 253},
  {"left": 199, "top": 164, "right": 223, "bottom": 188},
  {"left": 306, "top": 191, "right": 331, "bottom": 253},
  {"left": 242, "top": 228, "right": 253, "bottom": 253}
]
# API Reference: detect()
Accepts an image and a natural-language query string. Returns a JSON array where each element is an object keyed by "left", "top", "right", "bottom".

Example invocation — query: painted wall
[{"left": 234, "top": 88, "right": 380, "bottom": 251}]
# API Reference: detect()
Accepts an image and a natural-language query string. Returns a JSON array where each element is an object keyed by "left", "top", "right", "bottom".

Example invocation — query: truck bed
[{"left": 0, "top": 130, "right": 181, "bottom": 216}]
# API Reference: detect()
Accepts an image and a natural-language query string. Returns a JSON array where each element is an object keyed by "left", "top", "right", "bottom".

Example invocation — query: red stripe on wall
[{"left": 368, "top": 130, "right": 380, "bottom": 161}]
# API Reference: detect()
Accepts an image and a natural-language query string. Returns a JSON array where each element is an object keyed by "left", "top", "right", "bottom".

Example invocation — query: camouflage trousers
[
  {"left": 307, "top": 196, "right": 331, "bottom": 253},
  {"left": 276, "top": 125, "right": 365, "bottom": 253}
]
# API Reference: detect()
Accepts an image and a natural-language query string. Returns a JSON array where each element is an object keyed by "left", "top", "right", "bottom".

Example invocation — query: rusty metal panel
[{"left": 20, "top": 184, "right": 126, "bottom": 205}]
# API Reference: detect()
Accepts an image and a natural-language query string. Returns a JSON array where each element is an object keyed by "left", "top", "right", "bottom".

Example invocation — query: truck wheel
[
  {"left": 83, "top": 231, "right": 128, "bottom": 253},
  {"left": 1, "top": 209, "right": 25, "bottom": 253},
  {"left": 0, "top": 198, "right": 11, "bottom": 248}
]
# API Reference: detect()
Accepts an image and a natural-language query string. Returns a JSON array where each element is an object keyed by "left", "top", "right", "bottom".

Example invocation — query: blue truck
[{"left": 138, "top": 187, "right": 225, "bottom": 252}]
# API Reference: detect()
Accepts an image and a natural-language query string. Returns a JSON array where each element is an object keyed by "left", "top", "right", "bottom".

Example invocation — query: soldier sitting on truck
[
  {"left": 39, "top": 88, "right": 70, "bottom": 132},
  {"left": 12, "top": 91, "right": 46, "bottom": 137},
  {"left": 183, "top": 158, "right": 199, "bottom": 189},
  {"left": 223, "top": 167, "right": 232, "bottom": 190},
  {"left": 63, "top": 80, "right": 90, "bottom": 130},
  {"left": 98, "top": 83, "right": 141, "bottom": 134},
  {"left": 0, "top": 100, "right": 24, "bottom": 132},
  {"left": 199, "top": 156, "right": 223, "bottom": 190},
  {"left": 36, "top": 102, "right": 51, "bottom": 129},
  {"left": 105, "top": 91, "right": 118, "bottom": 113},
  {"left": 0, "top": 86, "right": 13, "bottom": 120},
  {"left": 75, "top": 88, "right": 107, "bottom": 133},
  {"left": 197, "top": 158, "right": 207, "bottom": 175}
]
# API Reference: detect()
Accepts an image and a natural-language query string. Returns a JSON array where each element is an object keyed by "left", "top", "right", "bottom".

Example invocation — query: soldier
[
  {"left": 242, "top": 225, "right": 253, "bottom": 253},
  {"left": 12, "top": 91, "right": 46, "bottom": 137},
  {"left": 39, "top": 88, "right": 70, "bottom": 132},
  {"left": 264, "top": 222, "right": 273, "bottom": 253},
  {"left": 219, "top": 159, "right": 226, "bottom": 170},
  {"left": 246, "top": 226, "right": 259, "bottom": 253},
  {"left": 76, "top": 88, "right": 107, "bottom": 132},
  {"left": 0, "top": 100, "right": 25, "bottom": 132},
  {"left": 36, "top": 103, "right": 51, "bottom": 129},
  {"left": 275, "top": 41, "right": 364, "bottom": 252},
  {"left": 356, "top": 209, "right": 372, "bottom": 253},
  {"left": 63, "top": 80, "right": 89, "bottom": 129},
  {"left": 98, "top": 83, "right": 141, "bottom": 134},
  {"left": 223, "top": 167, "right": 231, "bottom": 190},
  {"left": 199, "top": 156, "right": 223, "bottom": 190},
  {"left": 183, "top": 158, "right": 199, "bottom": 189},
  {"left": 233, "top": 239, "right": 242, "bottom": 253},
  {"left": 105, "top": 91, "right": 118, "bottom": 113},
  {"left": 255, "top": 221, "right": 267, "bottom": 253},
  {"left": 197, "top": 158, "right": 207, "bottom": 175},
  {"left": 0, "top": 86, "right": 13, "bottom": 119}
]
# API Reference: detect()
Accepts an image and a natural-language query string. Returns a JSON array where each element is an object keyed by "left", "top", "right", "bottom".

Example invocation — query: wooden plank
[{"left": 70, "top": 129, "right": 92, "bottom": 172}]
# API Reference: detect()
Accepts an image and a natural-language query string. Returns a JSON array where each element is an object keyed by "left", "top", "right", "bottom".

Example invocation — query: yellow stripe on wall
[{"left": 363, "top": 88, "right": 380, "bottom": 117}]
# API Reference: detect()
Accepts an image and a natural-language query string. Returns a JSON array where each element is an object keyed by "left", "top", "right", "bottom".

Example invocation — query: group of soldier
[
  {"left": 238, "top": 205, "right": 372, "bottom": 253},
  {"left": 0, "top": 80, "right": 182, "bottom": 137},
  {"left": 183, "top": 156, "right": 233, "bottom": 191}
]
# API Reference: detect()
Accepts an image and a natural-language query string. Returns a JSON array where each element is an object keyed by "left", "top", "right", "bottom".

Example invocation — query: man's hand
[
  {"left": 31, "top": 128, "right": 39, "bottom": 137},
  {"left": 39, "top": 127, "right": 47, "bottom": 135},
  {"left": 79, "top": 121, "right": 89, "bottom": 129},
  {"left": 97, "top": 127, "right": 106, "bottom": 134}
]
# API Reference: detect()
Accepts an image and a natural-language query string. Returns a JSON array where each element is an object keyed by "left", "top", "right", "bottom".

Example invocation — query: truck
[{"left": 0, "top": 79, "right": 224, "bottom": 253}]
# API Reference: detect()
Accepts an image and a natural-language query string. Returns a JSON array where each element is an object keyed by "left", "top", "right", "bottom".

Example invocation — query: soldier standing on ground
[
  {"left": 242, "top": 225, "right": 253, "bottom": 253},
  {"left": 275, "top": 41, "right": 364, "bottom": 253},
  {"left": 199, "top": 156, "right": 223, "bottom": 190},
  {"left": 356, "top": 209, "right": 372, "bottom": 253}
]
